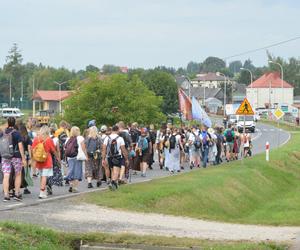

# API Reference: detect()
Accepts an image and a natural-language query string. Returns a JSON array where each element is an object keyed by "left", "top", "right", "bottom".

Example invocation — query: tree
[
  {"left": 186, "top": 61, "right": 201, "bottom": 75},
  {"left": 85, "top": 65, "right": 99, "bottom": 73},
  {"left": 102, "top": 64, "right": 121, "bottom": 74},
  {"left": 141, "top": 70, "right": 178, "bottom": 114},
  {"left": 229, "top": 61, "right": 242, "bottom": 75},
  {"left": 202, "top": 57, "right": 226, "bottom": 73},
  {"left": 3, "top": 43, "right": 24, "bottom": 99},
  {"left": 63, "top": 74, "right": 165, "bottom": 128}
]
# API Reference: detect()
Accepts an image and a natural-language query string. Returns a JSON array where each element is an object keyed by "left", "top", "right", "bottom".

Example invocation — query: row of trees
[{"left": 1, "top": 43, "right": 300, "bottom": 126}]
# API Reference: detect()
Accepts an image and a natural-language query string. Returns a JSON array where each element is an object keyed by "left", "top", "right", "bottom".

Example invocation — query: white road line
[{"left": 252, "top": 129, "right": 262, "bottom": 141}]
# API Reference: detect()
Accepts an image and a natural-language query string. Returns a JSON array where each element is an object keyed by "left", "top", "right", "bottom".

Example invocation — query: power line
[{"left": 223, "top": 36, "right": 300, "bottom": 60}]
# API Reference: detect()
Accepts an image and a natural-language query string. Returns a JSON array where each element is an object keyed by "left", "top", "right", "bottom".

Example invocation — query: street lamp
[
  {"left": 55, "top": 81, "right": 67, "bottom": 116},
  {"left": 216, "top": 72, "right": 227, "bottom": 116},
  {"left": 240, "top": 68, "right": 254, "bottom": 107},
  {"left": 268, "top": 60, "right": 284, "bottom": 107}
]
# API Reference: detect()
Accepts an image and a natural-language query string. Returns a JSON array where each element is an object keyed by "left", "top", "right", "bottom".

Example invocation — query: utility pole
[{"left": 9, "top": 77, "right": 12, "bottom": 107}]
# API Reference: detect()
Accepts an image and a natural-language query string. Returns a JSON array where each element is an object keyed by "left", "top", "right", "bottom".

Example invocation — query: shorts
[
  {"left": 38, "top": 168, "right": 53, "bottom": 177},
  {"left": 226, "top": 143, "right": 234, "bottom": 153},
  {"left": 1, "top": 158, "right": 23, "bottom": 174},
  {"left": 108, "top": 156, "right": 123, "bottom": 168},
  {"left": 140, "top": 152, "right": 150, "bottom": 163}
]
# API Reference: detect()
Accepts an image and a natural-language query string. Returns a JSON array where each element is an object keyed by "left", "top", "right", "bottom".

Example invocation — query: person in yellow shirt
[{"left": 54, "top": 121, "right": 70, "bottom": 138}]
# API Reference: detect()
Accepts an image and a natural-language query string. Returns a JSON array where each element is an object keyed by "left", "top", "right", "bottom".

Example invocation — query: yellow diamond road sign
[
  {"left": 236, "top": 98, "right": 254, "bottom": 115},
  {"left": 273, "top": 108, "right": 284, "bottom": 120}
]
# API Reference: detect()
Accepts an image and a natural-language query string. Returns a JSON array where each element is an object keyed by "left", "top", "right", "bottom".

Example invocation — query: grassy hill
[{"left": 84, "top": 124, "right": 300, "bottom": 226}]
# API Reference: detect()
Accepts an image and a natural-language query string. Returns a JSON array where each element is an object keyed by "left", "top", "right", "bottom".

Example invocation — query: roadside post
[
  {"left": 266, "top": 142, "right": 270, "bottom": 161},
  {"left": 236, "top": 98, "right": 255, "bottom": 161}
]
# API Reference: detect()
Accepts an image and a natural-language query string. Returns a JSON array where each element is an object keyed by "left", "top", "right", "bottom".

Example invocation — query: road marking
[{"left": 252, "top": 129, "right": 262, "bottom": 141}]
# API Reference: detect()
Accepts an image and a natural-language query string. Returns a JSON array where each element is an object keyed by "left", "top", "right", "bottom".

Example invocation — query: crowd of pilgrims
[{"left": 0, "top": 117, "right": 252, "bottom": 201}]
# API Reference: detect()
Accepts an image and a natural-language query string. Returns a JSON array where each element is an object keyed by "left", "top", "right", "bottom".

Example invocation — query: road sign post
[
  {"left": 273, "top": 108, "right": 284, "bottom": 148},
  {"left": 236, "top": 98, "right": 255, "bottom": 160}
]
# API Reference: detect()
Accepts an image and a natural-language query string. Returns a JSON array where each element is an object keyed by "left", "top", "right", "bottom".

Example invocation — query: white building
[
  {"left": 246, "top": 72, "right": 294, "bottom": 110},
  {"left": 191, "top": 72, "right": 234, "bottom": 88}
]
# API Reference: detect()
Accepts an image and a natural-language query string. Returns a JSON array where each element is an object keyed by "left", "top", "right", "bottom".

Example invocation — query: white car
[
  {"left": 237, "top": 115, "right": 256, "bottom": 133},
  {"left": 1, "top": 108, "right": 24, "bottom": 119}
]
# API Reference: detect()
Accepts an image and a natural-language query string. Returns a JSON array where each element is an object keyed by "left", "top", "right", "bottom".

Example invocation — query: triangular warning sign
[{"left": 236, "top": 98, "right": 254, "bottom": 115}]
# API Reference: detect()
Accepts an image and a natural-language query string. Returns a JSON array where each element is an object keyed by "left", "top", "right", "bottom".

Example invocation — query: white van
[
  {"left": 237, "top": 115, "right": 256, "bottom": 133},
  {"left": 1, "top": 108, "right": 24, "bottom": 119}
]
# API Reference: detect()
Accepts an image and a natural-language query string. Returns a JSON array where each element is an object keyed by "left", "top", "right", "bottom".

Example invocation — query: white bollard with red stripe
[{"left": 266, "top": 142, "right": 270, "bottom": 162}]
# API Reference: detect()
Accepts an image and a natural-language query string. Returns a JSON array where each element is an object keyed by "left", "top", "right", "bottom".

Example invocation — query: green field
[
  {"left": 0, "top": 222, "right": 285, "bottom": 250},
  {"left": 83, "top": 123, "right": 300, "bottom": 226}
]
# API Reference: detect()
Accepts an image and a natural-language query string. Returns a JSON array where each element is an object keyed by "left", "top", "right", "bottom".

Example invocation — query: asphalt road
[{"left": 0, "top": 121, "right": 290, "bottom": 212}]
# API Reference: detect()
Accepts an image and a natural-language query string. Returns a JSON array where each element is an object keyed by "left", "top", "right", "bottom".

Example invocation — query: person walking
[
  {"left": 137, "top": 128, "right": 152, "bottom": 177},
  {"left": 200, "top": 125, "right": 211, "bottom": 168},
  {"left": 32, "top": 126, "right": 59, "bottom": 199},
  {"left": 65, "top": 126, "right": 88, "bottom": 193},
  {"left": 46, "top": 127, "right": 63, "bottom": 195},
  {"left": 188, "top": 126, "right": 201, "bottom": 169},
  {"left": 168, "top": 128, "right": 182, "bottom": 173},
  {"left": 19, "top": 124, "right": 33, "bottom": 195},
  {"left": 118, "top": 121, "right": 131, "bottom": 183},
  {"left": 102, "top": 125, "right": 129, "bottom": 190},
  {"left": 224, "top": 123, "right": 235, "bottom": 162},
  {"left": 85, "top": 126, "right": 102, "bottom": 188},
  {"left": 0, "top": 117, "right": 27, "bottom": 202}
]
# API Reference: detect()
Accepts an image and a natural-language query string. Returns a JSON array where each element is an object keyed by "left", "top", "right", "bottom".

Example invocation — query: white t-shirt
[
  {"left": 188, "top": 133, "right": 196, "bottom": 143},
  {"left": 103, "top": 133, "right": 125, "bottom": 156},
  {"left": 52, "top": 137, "right": 59, "bottom": 147}
]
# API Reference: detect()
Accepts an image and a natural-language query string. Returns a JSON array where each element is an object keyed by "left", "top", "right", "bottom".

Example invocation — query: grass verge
[
  {"left": 82, "top": 123, "right": 300, "bottom": 226},
  {"left": 0, "top": 222, "right": 286, "bottom": 250}
]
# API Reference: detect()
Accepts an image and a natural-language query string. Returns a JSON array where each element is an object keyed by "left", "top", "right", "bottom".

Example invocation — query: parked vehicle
[
  {"left": 1, "top": 108, "right": 24, "bottom": 118},
  {"left": 228, "top": 114, "right": 238, "bottom": 125},
  {"left": 35, "top": 110, "right": 51, "bottom": 126},
  {"left": 237, "top": 115, "right": 256, "bottom": 133}
]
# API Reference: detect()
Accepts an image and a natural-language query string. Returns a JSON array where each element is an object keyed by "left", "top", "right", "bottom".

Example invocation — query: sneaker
[
  {"left": 39, "top": 191, "right": 47, "bottom": 199},
  {"left": 47, "top": 186, "right": 53, "bottom": 195},
  {"left": 68, "top": 187, "right": 73, "bottom": 193},
  {"left": 9, "top": 190, "right": 15, "bottom": 198},
  {"left": 32, "top": 174, "right": 38, "bottom": 178},
  {"left": 14, "top": 194, "right": 23, "bottom": 202},
  {"left": 141, "top": 173, "right": 146, "bottom": 177},
  {"left": 88, "top": 183, "right": 93, "bottom": 189},
  {"left": 97, "top": 181, "right": 102, "bottom": 187},
  {"left": 177, "top": 170, "right": 181, "bottom": 173},
  {"left": 23, "top": 188, "right": 31, "bottom": 195},
  {"left": 72, "top": 188, "right": 79, "bottom": 193},
  {"left": 3, "top": 196, "right": 10, "bottom": 202}
]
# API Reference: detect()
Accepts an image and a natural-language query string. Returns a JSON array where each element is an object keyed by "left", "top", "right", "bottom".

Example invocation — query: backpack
[
  {"left": 32, "top": 139, "right": 48, "bottom": 163},
  {"left": 130, "top": 129, "right": 139, "bottom": 144},
  {"left": 86, "top": 137, "right": 98, "bottom": 155},
  {"left": 169, "top": 135, "right": 177, "bottom": 150},
  {"left": 225, "top": 129, "right": 233, "bottom": 143},
  {"left": 65, "top": 136, "right": 79, "bottom": 158},
  {"left": 138, "top": 136, "right": 149, "bottom": 152},
  {"left": 119, "top": 131, "right": 131, "bottom": 149},
  {"left": 0, "top": 130, "right": 15, "bottom": 159},
  {"left": 149, "top": 131, "right": 156, "bottom": 144},
  {"left": 193, "top": 132, "right": 201, "bottom": 149},
  {"left": 107, "top": 136, "right": 120, "bottom": 158},
  {"left": 58, "top": 131, "right": 68, "bottom": 159},
  {"left": 202, "top": 132, "right": 211, "bottom": 147}
]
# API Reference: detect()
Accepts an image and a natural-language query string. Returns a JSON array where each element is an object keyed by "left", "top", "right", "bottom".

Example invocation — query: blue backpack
[{"left": 138, "top": 136, "right": 149, "bottom": 152}]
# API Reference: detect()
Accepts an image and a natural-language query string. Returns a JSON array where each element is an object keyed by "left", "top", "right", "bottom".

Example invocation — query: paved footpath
[{"left": 0, "top": 122, "right": 298, "bottom": 247}]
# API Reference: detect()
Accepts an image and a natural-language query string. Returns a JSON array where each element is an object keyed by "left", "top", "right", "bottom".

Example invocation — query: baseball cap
[{"left": 100, "top": 125, "right": 107, "bottom": 132}]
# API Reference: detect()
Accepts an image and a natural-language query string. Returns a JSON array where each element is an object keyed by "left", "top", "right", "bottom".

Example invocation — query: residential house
[
  {"left": 191, "top": 72, "right": 234, "bottom": 88},
  {"left": 32, "top": 90, "right": 72, "bottom": 115},
  {"left": 246, "top": 72, "right": 294, "bottom": 110}
]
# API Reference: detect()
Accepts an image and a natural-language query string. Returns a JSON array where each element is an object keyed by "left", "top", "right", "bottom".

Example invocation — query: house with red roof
[
  {"left": 32, "top": 90, "right": 72, "bottom": 115},
  {"left": 246, "top": 72, "right": 294, "bottom": 110}
]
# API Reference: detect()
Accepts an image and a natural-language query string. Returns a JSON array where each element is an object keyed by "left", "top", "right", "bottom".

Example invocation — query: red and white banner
[{"left": 178, "top": 88, "right": 192, "bottom": 121}]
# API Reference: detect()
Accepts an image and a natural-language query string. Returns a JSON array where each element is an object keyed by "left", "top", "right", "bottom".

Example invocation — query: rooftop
[
  {"left": 192, "top": 72, "right": 225, "bottom": 82},
  {"left": 247, "top": 72, "right": 294, "bottom": 88},
  {"left": 32, "top": 90, "right": 72, "bottom": 101}
]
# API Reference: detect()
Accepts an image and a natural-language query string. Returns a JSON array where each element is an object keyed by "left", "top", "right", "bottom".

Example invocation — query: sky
[{"left": 0, "top": 0, "right": 299, "bottom": 70}]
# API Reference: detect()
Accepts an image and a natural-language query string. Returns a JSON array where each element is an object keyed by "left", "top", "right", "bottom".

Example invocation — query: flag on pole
[
  {"left": 178, "top": 88, "right": 192, "bottom": 121},
  {"left": 192, "top": 96, "right": 212, "bottom": 127}
]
